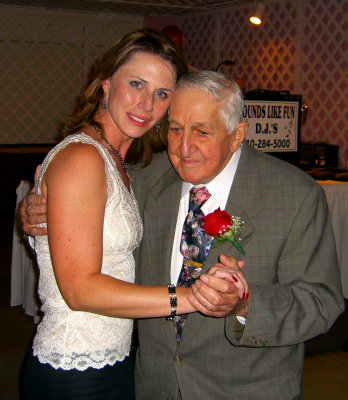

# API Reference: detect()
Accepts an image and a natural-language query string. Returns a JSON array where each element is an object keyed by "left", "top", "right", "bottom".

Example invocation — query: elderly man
[{"left": 22, "top": 71, "right": 344, "bottom": 400}]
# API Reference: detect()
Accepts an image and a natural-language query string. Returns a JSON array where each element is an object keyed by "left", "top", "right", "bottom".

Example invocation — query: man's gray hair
[{"left": 175, "top": 70, "right": 244, "bottom": 134}]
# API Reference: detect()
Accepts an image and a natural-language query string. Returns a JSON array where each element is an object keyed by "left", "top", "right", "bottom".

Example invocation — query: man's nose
[{"left": 180, "top": 131, "right": 196, "bottom": 156}]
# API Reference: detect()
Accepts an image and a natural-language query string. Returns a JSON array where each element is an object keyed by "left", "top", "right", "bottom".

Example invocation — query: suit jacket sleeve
[{"left": 225, "top": 149, "right": 344, "bottom": 347}]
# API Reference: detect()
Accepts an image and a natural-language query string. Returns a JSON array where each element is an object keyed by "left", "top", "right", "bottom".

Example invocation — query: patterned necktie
[{"left": 173, "top": 186, "right": 213, "bottom": 341}]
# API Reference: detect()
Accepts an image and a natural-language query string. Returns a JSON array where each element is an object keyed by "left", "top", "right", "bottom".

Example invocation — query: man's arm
[
  {"left": 227, "top": 184, "right": 344, "bottom": 347},
  {"left": 20, "top": 165, "right": 48, "bottom": 236}
]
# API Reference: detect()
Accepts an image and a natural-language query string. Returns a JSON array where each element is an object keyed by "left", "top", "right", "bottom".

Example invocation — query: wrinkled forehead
[{"left": 169, "top": 86, "right": 222, "bottom": 116}]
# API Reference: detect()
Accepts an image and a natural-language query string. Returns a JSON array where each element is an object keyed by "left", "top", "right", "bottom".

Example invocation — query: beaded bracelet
[{"left": 165, "top": 284, "right": 177, "bottom": 321}]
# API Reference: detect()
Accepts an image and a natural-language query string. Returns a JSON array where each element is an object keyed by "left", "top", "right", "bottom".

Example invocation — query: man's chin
[
  {"left": 177, "top": 170, "right": 206, "bottom": 185},
  {"left": 168, "top": 157, "right": 204, "bottom": 184}
]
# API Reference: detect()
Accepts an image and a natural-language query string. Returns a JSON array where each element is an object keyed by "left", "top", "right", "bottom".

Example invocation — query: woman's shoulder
[
  {"left": 57, "top": 133, "right": 102, "bottom": 153},
  {"left": 39, "top": 133, "right": 106, "bottom": 183},
  {"left": 48, "top": 133, "right": 105, "bottom": 164}
]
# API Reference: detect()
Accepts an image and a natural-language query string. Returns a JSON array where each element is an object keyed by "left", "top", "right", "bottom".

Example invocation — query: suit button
[{"left": 174, "top": 355, "right": 183, "bottom": 364}]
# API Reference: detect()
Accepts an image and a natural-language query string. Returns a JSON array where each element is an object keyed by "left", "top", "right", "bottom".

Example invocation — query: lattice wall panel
[
  {"left": 218, "top": 7, "right": 254, "bottom": 86},
  {"left": 179, "top": 1, "right": 300, "bottom": 92},
  {"left": 0, "top": 9, "right": 142, "bottom": 144},
  {"left": 179, "top": 13, "right": 219, "bottom": 71},
  {"left": 178, "top": 0, "right": 347, "bottom": 167},
  {"left": 221, "top": 1, "right": 299, "bottom": 93},
  {"left": 301, "top": 0, "right": 348, "bottom": 166}
]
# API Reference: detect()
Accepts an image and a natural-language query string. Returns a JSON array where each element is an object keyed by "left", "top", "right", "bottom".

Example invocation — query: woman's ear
[{"left": 101, "top": 78, "right": 111, "bottom": 94}]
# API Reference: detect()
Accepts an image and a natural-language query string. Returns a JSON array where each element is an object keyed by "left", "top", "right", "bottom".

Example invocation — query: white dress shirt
[{"left": 170, "top": 146, "right": 242, "bottom": 283}]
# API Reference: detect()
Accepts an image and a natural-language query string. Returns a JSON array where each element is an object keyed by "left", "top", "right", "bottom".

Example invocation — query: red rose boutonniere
[{"left": 203, "top": 208, "right": 246, "bottom": 256}]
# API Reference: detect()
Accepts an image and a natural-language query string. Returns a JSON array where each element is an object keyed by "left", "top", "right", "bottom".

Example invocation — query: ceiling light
[{"left": 250, "top": 3, "right": 265, "bottom": 25}]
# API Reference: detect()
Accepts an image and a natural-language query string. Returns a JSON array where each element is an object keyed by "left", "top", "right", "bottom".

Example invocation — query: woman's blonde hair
[{"left": 62, "top": 28, "right": 188, "bottom": 166}]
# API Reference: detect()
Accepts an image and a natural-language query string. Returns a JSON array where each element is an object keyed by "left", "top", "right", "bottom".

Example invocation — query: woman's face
[{"left": 102, "top": 51, "right": 176, "bottom": 141}]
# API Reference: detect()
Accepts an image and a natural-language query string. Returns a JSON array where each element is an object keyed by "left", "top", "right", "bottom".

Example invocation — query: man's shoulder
[
  {"left": 241, "top": 144, "right": 318, "bottom": 188},
  {"left": 131, "top": 152, "right": 171, "bottom": 179},
  {"left": 130, "top": 152, "right": 174, "bottom": 195}
]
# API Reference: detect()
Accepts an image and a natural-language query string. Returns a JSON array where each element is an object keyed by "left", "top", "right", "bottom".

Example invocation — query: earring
[
  {"left": 102, "top": 94, "right": 107, "bottom": 110},
  {"left": 155, "top": 122, "right": 160, "bottom": 132}
]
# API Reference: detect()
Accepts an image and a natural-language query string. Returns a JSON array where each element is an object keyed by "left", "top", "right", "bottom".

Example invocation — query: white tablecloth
[
  {"left": 318, "top": 180, "right": 348, "bottom": 299},
  {"left": 10, "top": 180, "right": 41, "bottom": 323}
]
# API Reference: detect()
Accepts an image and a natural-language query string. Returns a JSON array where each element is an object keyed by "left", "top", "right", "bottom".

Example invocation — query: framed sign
[{"left": 243, "top": 91, "right": 302, "bottom": 166}]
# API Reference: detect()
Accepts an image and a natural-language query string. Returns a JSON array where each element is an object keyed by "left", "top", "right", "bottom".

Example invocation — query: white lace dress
[{"left": 31, "top": 133, "right": 143, "bottom": 371}]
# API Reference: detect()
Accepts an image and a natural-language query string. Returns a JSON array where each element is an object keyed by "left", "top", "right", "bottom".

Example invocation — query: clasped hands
[
  {"left": 21, "top": 190, "right": 250, "bottom": 319},
  {"left": 188, "top": 254, "right": 250, "bottom": 318}
]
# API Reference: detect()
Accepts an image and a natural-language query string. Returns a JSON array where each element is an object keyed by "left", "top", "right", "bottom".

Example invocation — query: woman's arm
[{"left": 43, "top": 142, "right": 194, "bottom": 318}]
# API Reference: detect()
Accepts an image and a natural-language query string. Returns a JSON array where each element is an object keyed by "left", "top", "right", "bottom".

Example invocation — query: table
[{"left": 318, "top": 180, "right": 348, "bottom": 298}]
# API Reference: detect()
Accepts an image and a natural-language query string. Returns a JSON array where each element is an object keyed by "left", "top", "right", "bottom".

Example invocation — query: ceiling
[{"left": 0, "top": 0, "right": 253, "bottom": 16}]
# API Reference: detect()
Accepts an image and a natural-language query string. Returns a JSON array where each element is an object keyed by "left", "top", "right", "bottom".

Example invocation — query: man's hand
[
  {"left": 206, "top": 254, "right": 248, "bottom": 299},
  {"left": 188, "top": 254, "right": 250, "bottom": 317},
  {"left": 20, "top": 166, "right": 48, "bottom": 236}
]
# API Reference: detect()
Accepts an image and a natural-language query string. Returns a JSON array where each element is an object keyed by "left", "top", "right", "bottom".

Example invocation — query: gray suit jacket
[{"left": 132, "top": 144, "right": 344, "bottom": 400}]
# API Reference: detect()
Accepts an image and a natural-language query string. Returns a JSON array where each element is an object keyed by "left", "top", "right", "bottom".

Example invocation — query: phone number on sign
[{"left": 246, "top": 139, "right": 291, "bottom": 149}]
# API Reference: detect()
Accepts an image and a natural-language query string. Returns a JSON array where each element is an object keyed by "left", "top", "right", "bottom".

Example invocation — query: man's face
[{"left": 167, "top": 87, "right": 247, "bottom": 185}]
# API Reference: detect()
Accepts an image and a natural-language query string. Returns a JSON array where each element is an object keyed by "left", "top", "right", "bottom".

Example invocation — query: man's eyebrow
[
  {"left": 168, "top": 119, "right": 213, "bottom": 131},
  {"left": 168, "top": 118, "right": 181, "bottom": 125},
  {"left": 194, "top": 122, "right": 211, "bottom": 128}
]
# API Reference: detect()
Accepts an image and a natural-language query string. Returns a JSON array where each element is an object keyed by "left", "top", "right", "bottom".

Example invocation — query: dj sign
[{"left": 243, "top": 99, "right": 300, "bottom": 153}]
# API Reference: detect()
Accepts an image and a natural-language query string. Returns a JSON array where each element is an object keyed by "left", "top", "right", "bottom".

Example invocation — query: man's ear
[{"left": 230, "top": 122, "right": 249, "bottom": 153}]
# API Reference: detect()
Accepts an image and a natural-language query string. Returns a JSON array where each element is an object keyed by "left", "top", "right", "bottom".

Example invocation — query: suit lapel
[
  {"left": 143, "top": 169, "right": 182, "bottom": 285},
  {"left": 143, "top": 167, "right": 182, "bottom": 347},
  {"left": 202, "top": 144, "right": 261, "bottom": 274}
]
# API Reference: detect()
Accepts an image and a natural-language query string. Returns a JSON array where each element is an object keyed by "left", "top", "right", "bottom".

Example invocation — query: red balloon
[{"left": 161, "top": 25, "right": 185, "bottom": 50}]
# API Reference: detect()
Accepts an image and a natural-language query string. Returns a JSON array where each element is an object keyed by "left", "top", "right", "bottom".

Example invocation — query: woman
[{"left": 21, "top": 29, "right": 247, "bottom": 399}]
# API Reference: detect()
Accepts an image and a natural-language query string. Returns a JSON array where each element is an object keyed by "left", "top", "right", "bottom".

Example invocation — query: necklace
[{"left": 89, "top": 123, "right": 129, "bottom": 176}]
